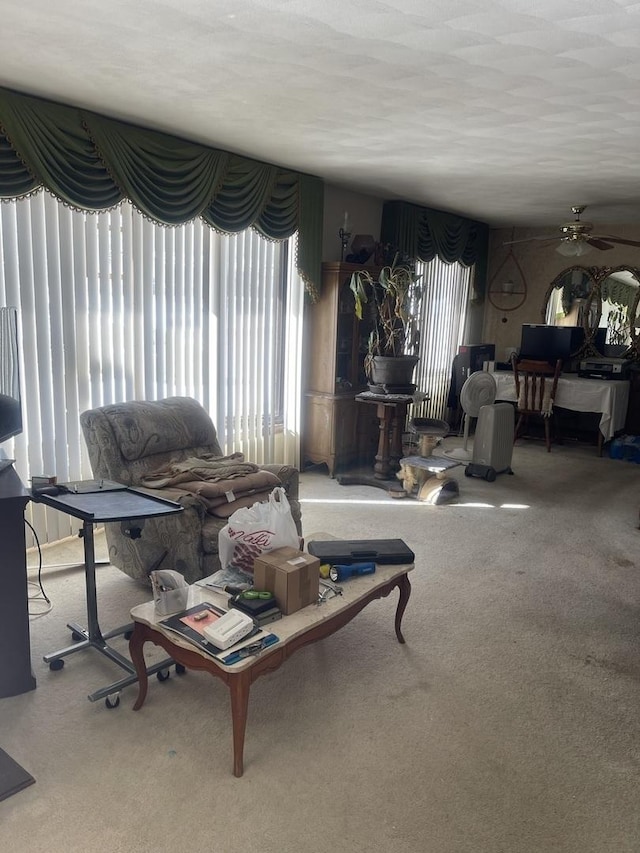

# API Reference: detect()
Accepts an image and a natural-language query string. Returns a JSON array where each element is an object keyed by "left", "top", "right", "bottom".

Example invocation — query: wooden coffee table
[{"left": 129, "top": 562, "right": 412, "bottom": 776}]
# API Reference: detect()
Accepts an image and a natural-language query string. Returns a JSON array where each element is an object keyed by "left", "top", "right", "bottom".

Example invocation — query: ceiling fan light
[
  {"left": 574, "top": 241, "right": 592, "bottom": 257},
  {"left": 556, "top": 241, "right": 576, "bottom": 257},
  {"left": 556, "top": 239, "right": 592, "bottom": 258}
]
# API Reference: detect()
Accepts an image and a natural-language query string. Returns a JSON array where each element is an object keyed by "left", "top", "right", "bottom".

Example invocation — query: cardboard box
[{"left": 253, "top": 547, "right": 320, "bottom": 615}]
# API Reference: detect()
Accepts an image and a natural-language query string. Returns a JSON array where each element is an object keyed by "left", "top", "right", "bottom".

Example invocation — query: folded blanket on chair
[
  {"left": 209, "top": 489, "right": 275, "bottom": 517},
  {"left": 140, "top": 453, "right": 281, "bottom": 516},
  {"left": 141, "top": 452, "right": 260, "bottom": 488},
  {"left": 174, "top": 471, "right": 281, "bottom": 503}
]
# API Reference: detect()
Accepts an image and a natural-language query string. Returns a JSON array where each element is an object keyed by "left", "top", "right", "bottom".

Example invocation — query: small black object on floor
[
  {"left": 0, "top": 747, "right": 35, "bottom": 801},
  {"left": 464, "top": 462, "right": 514, "bottom": 482}
]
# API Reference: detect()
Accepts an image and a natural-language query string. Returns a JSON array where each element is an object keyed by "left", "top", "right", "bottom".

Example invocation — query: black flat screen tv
[
  {"left": 519, "top": 324, "right": 606, "bottom": 371},
  {"left": 0, "top": 307, "right": 23, "bottom": 444}
]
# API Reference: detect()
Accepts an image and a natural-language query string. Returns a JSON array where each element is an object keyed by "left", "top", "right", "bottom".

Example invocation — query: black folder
[
  {"left": 230, "top": 595, "right": 279, "bottom": 617},
  {"left": 307, "top": 538, "right": 414, "bottom": 565}
]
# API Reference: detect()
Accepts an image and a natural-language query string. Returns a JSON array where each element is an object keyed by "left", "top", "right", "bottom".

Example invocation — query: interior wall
[
  {"left": 482, "top": 224, "right": 640, "bottom": 362},
  {"left": 322, "top": 184, "right": 384, "bottom": 262}
]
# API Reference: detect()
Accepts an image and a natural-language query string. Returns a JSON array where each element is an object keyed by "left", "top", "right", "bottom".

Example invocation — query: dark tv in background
[
  {"left": 450, "top": 343, "right": 496, "bottom": 405},
  {"left": 0, "top": 307, "right": 23, "bottom": 445},
  {"left": 519, "top": 325, "right": 606, "bottom": 372}
]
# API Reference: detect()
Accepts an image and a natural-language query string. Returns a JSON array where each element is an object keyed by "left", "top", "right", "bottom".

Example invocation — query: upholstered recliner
[{"left": 80, "top": 396, "right": 302, "bottom": 585}]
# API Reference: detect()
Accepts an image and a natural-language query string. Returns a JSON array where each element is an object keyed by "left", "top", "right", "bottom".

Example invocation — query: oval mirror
[
  {"left": 597, "top": 265, "right": 640, "bottom": 358},
  {"left": 542, "top": 265, "right": 640, "bottom": 358},
  {"left": 542, "top": 266, "right": 599, "bottom": 352}
]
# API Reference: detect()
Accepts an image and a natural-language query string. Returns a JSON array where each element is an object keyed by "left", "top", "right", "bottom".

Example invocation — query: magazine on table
[{"left": 159, "top": 601, "right": 262, "bottom": 658}]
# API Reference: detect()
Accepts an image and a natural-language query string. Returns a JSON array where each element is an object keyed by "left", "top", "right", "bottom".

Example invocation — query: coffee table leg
[
  {"left": 129, "top": 625, "right": 149, "bottom": 711},
  {"left": 228, "top": 669, "right": 251, "bottom": 777},
  {"left": 395, "top": 574, "right": 411, "bottom": 644}
]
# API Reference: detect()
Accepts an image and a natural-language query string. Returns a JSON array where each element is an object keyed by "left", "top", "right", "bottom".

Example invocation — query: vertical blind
[
  {"left": 0, "top": 191, "right": 303, "bottom": 546},
  {"left": 412, "top": 256, "right": 472, "bottom": 421}
]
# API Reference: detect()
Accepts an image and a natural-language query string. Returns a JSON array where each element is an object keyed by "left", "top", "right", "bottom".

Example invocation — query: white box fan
[{"left": 446, "top": 371, "right": 514, "bottom": 481}]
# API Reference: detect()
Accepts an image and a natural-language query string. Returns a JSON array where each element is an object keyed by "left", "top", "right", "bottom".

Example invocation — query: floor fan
[{"left": 446, "top": 371, "right": 497, "bottom": 461}]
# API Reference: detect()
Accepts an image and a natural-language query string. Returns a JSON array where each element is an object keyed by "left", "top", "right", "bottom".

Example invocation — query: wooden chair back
[
  {"left": 511, "top": 356, "right": 562, "bottom": 414},
  {"left": 510, "top": 355, "right": 562, "bottom": 451}
]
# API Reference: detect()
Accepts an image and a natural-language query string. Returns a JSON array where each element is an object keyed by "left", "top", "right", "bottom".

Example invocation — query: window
[
  {"left": 411, "top": 256, "right": 472, "bottom": 421},
  {"left": 0, "top": 192, "right": 303, "bottom": 544}
]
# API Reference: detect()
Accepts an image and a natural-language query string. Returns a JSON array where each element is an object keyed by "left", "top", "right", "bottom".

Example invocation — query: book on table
[{"left": 159, "top": 601, "right": 269, "bottom": 659}]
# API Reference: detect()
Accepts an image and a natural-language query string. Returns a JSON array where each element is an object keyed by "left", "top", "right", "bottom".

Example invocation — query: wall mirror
[{"left": 542, "top": 265, "right": 640, "bottom": 358}]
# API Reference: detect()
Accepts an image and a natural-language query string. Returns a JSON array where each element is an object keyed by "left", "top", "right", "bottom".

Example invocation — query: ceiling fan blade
[
  {"left": 586, "top": 238, "right": 614, "bottom": 251},
  {"left": 503, "top": 235, "right": 556, "bottom": 245},
  {"left": 595, "top": 235, "right": 640, "bottom": 248}
]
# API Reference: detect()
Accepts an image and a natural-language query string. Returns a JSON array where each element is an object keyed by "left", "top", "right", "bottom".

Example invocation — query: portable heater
[{"left": 465, "top": 402, "right": 515, "bottom": 482}]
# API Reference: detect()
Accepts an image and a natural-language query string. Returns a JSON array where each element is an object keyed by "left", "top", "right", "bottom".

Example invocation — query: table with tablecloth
[{"left": 492, "top": 371, "right": 629, "bottom": 444}]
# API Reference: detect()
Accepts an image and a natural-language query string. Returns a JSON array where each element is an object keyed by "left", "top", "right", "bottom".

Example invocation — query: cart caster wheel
[
  {"left": 49, "top": 658, "right": 64, "bottom": 671},
  {"left": 175, "top": 663, "right": 186, "bottom": 675},
  {"left": 71, "top": 630, "right": 83, "bottom": 642},
  {"left": 157, "top": 669, "right": 171, "bottom": 682},
  {"left": 105, "top": 694, "right": 120, "bottom": 709},
  {"left": 124, "top": 630, "right": 133, "bottom": 641}
]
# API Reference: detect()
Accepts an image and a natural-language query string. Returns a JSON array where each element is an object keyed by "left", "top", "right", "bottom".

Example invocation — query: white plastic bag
[{"left": 218, "top": 486, "right": 299, "bottom": 576}]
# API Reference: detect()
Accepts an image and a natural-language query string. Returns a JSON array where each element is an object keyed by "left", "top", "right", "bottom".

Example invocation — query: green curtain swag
[
  {"left": 600, "top": 276, "right": 637, "bottom": 311},
  {"left": 380, "top": 200, "right": 489, "bottom": 298},
  {"left": 0, "top": 86, "right": 323, "bottom": 297}
]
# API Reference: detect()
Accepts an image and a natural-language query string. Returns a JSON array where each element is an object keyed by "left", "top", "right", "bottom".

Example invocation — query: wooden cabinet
[{"left": 302, "top": 262, "right": 379, "bottom": 476}]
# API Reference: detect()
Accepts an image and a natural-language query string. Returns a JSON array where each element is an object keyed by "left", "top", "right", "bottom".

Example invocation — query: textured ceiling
[{"left": 3, "top": 0, "right": 640, "bottom": 227}]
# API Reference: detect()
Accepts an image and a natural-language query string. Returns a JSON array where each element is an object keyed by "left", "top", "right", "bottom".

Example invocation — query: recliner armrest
[{"left": 259, "top": 464, "right": 299, "bottom": 501}]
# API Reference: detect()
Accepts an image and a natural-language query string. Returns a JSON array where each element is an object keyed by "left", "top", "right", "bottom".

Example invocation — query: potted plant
[{"left": 349, "top": 253, "right": 422, "bottom": 389}]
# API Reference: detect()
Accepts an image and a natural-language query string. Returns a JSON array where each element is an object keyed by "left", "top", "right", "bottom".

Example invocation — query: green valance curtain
[
  {"left": 601, "top": 276, "right": 638, "bottom": 311},
  {"left": 381, "top": 200, "right": 489, "bottom": 297},
  {"left": 0, "top": 86, "right": 323, "bottom": 296}
]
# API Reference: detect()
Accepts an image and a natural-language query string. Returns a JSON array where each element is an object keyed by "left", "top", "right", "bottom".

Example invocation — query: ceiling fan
[{"left": 504, "top": 206, "right": 640, "bottom": 257}]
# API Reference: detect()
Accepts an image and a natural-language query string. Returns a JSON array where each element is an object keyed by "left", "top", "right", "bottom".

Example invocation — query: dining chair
[{"left": 511, "top": 355, "right": 562, "bottom": 452}]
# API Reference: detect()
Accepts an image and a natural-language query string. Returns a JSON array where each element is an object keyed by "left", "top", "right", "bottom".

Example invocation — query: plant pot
[{"left": 368, "top": 355, "right": 418, "bottom": 388}]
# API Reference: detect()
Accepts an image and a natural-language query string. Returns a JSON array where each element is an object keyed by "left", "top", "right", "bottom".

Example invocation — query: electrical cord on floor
[{"left": 25, "top": 518, "right": 52, "bottom": 617}]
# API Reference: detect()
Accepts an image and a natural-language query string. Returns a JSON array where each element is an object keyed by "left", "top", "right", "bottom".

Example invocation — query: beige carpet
[{"left": 1, "top": 437, "right": 640, "bottom": 853}]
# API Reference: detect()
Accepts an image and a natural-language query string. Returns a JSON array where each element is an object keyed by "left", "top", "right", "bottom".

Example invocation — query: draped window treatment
[
  {"left": 0, "top": 86, "right": 323, "bottom": 297},
  {"left": 381, "top": 200, "right": 486, "bottom": 424},
  {"left": 0, "top": 193, "right": 304, "bottom": 547},
  {"left": 381, "top": 200, "right": 489, "bottom": 297}
]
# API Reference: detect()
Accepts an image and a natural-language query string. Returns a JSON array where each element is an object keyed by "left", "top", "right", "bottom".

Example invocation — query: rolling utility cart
[{"left": 34, "top": 482, "right": 184, "bottom": 707}]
